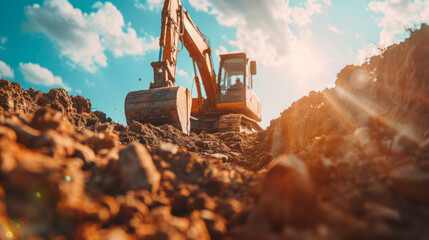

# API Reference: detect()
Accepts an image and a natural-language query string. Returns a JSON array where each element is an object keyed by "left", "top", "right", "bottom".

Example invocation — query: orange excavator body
[{"left": 125, "top": 0, "right": 261, "bottom": 134}]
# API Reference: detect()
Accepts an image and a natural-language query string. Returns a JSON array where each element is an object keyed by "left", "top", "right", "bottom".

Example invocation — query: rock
[
  {"left": 203, "top": 173, "right": 230, "bottom": 196},
  {"left": 219, "top": 132, "right": 235, "bottom": 140},
  {"left": 45, "top": 88, "right": 73, "bottom": 113},
  {"left": 390, "top": 165, "right": 429, "bottom": 203},
  {"left": 230, "top": 152, "right": 240, "bottom": 157},
  {"left": 171, "top": 188, "right": 191, "bottom": 216},
  {"left": 73, "top": 143, "right": 97, "bottom": 169},
  {"left": 162, "top": 170, "right": 176, "bottom": 182},
  {"left": 33, "top": 130, "right": 75, "bottom": 158},
  {"left": 159, "top": 142, "right": 179, "bottom": 155},
  {"left": 193, "top": 192, "right": 216, "bottom": 211},
  {"left": 96, "top": 123, "right": 114, "bottom": 133},
  {"left": 210, "top": 153, "right": 229, "bottom": 161},
  {"left": 364, "top": 202, "right": 400, "bottom": 221},
  {"left": 5, "top": 122, "right": 41, "bottom": 146},
  {"left": 118, "top": 143, "right": 161, "bottom": 193},
  {"left": 354, "top": 127, "right": 381, "bottom": 156},
  {"left": 187, "top": 211, "right": 211, "bottom": 240},
  {"left": 195, "top": 140, "right": 208, "bottom": 149},
  {"left": 391, "top": 133, "right": 418, "bottom": 154},
  {"left": 72, "top": 96, "right": 91, "bottom": 113},
  {"left": 30, "top": 107, "right": 75, "bottom": 135},
  {"left": 0, "top": 126, "right": 17, "bottom": 142},
  {"left": 258, "top": 155, "right": 318, "bottom": 227},
  {"left": 217, "top": 198, "right": 243, "bottom": 220},
  {"left": 98, "top": 227, "right": 134, "bottom": 240},
  {"left": 200, "top": 210, "right": 227, "bottom": 239},
  {"left": 87, "top": 132, "right": 120, "bottom": 153},
  {"left": 94, "top": 110, "right": 107, "bottom": 123}
]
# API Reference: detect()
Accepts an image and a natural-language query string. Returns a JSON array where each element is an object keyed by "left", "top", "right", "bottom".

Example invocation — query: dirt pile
[
  {"left": 0, "top": 80, "right": 269, "bottom": 170},
  {"left": 0, "top": 80, "right": 110, "bottom": 129},
  {"left": 0, "top": 80, "right": 266, "bottom": 239},
  {"left": 247, "top": 23, "right": 429, "bottom": 239},
  {"left": 0, "top": 24, "right": 429, "bottom": 240},
  {"left": 267, "top": 24, "right": 429, "bottom": 157},
  {"left": 117, "top": 121, "right": 268, "bottom": 170},
  {"left": 0, "top": 107, "right": 261, "bottom": 239}
]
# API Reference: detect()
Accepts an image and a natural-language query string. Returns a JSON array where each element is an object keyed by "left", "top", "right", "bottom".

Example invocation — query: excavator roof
[{"left": 219, "top": 52, "right": 247, "bottom": 60}]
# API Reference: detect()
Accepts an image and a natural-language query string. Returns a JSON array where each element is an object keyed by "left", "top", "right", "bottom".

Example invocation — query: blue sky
[{"left": 0, "top": 0, "right": 428, "bottom": 128}]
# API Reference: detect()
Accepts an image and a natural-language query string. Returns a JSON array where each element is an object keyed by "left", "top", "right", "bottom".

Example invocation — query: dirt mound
[
  {"left": 248, "top": 23, "right": 429, "bottom": 239},
  {"left": 0, "top": 24, "right": 429, "bottom": 240},
  {"left": 0, "top": 107, "right": 261, "bottom": 239},
  {"left": 0, "top": 78, "right": 268, "bottom": 239},
  {"left": 0, "top": 80, "right": 269, "bottom": 170},
  {"left": 267, "top": 24, "right": 429, "bottom": 157},
  {"left": 119, "top": 121, "right": 269, "bottom": 170},
  {"left": 0, "top": 80, "right": 110, "bottom": 129}
]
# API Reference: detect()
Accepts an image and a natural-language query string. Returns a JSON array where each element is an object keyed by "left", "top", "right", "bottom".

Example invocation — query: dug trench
[{"left": 0, "top": 24, "right": 429, "bottom": 240}]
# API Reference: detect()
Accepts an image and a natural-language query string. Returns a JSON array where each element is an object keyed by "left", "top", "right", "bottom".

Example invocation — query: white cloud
[
  {"left": 354, "top": 0, "right": 429, "bottom": 65},
  {"left": 215, "top": 45, "right": 228, "bottom": 56},
  {"left": 368, "top": 0, "right": 429, "bottom": 46},
  {"left": 189, "top": 0, "right": 211, "bottom": 12},
  {"left": 188, "top": 0, "right": 331, "bottom": 66},
  {"left": 75, "top": 89, "right": 83, "bottom": 95},
  {"left": 134, "top": 0, "right": 163, "bottom": 11},
  {"left": 89, "top": 2, "right": 157, "bottom": 57},
  {"left": 354, "top": 43, "right": 381, "bottom": 65},
  {"left": 177, "top": 69, "right": 189, "bottom": 78},
  {"left": 0, "top": 60, "right": 15, "bottom": 79},
  {"left": 23, "top": 0, "right": 158, "bottom": 73},
  {"left": 85, "top": 78, "right": 96, "bottom": 87},
  {"left": 327, "top": 23, "right": 346, "bottom": 34},
  {"left": 290, "top": 0, "right": 332, "bottom": 27},
  {"left": 19, "top": 62, "right": 70, "bottom": 90},
  {"left": 0, "top": 37, "right": 7, "bottom": 50}
]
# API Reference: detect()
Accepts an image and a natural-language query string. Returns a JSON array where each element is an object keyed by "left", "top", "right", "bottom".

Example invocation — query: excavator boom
[{"left": 125, "top": 0, "right": 214, "bottom": 134}]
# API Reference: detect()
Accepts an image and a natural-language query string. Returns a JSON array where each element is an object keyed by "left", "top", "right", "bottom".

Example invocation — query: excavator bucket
[{"left": 124, "top": 86, "right": 192, "bottom": 134}]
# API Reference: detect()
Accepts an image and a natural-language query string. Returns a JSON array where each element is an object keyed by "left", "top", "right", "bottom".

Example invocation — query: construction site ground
[{"left": 0, "top": 24, "right": 429, "bottom": 240}]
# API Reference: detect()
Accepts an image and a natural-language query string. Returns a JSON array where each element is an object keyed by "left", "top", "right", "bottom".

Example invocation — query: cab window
[{"left": 219, "top": 58, "right": 245, "bottom": 103}]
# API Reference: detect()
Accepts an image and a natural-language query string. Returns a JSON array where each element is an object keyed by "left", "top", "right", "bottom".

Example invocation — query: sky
[{"left": 0, "top": 0, "right": 428, "bottom": 128}]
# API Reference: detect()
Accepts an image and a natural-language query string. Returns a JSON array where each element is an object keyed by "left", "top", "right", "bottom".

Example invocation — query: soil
[{"left": 0, "top": 24, "right": 428, "bottom": 240}]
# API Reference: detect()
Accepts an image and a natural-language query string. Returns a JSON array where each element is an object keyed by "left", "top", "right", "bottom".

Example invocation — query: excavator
[{"left": 124, "top": 0, "right": 262, "bottom": 134}]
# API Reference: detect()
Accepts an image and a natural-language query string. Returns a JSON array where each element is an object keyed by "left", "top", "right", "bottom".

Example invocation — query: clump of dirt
[{"left": 0, "top": 24, "right": 429, "bottom": 240}]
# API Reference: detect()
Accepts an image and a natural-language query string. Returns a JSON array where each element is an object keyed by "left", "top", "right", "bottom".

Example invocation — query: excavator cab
[{"left": 216, "top": 53, "right": 261, "bottom": 123}]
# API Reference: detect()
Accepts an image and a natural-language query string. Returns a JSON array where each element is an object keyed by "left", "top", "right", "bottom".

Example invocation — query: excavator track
[{"left": 218, "top": 114, "right": 263, "bottom": 133}]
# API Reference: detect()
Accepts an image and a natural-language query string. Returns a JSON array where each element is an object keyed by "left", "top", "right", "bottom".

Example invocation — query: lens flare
[
  {"left": 335, "top": 86, "right": 423, "bottom": 143},
  {"left": 65, "top": 175, "right": 72, "bottom": 182}
]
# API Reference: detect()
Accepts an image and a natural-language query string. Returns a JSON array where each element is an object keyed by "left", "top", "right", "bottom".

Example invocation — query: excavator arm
[{"left": 151, "top": 0, "right": 217, "bottom": 106}]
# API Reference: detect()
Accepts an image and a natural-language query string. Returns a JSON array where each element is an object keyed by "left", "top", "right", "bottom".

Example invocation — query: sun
[{"left": 287, "top": 41, "right": 328, "bottom": 83}]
